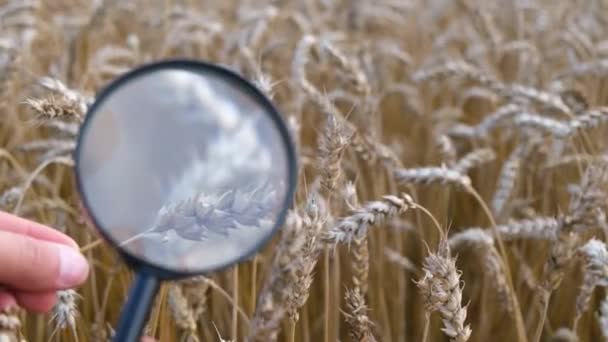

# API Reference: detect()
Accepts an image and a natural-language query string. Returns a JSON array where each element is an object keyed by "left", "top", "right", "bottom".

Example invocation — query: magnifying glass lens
[{"left": 76, "top": 64, "right": 293, "bottom": 274}]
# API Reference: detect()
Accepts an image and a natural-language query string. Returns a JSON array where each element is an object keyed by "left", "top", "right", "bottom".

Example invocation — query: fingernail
[{"left": 57, "top": 244, "right": 89, "bottom": 288}]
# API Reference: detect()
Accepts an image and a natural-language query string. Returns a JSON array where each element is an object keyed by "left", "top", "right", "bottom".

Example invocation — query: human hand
[{"left": 0, "top": 211, "right": 89, "bottom": 312}]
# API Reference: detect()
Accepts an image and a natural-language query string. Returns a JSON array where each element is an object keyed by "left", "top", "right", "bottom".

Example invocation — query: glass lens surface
[{"left": 76, "top": 65, "right": 292, "bottom": 273}]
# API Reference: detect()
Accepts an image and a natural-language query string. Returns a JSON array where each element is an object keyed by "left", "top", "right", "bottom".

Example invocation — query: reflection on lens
[{"left": 76, "top": 65, "right": 292, "bottom": 273}]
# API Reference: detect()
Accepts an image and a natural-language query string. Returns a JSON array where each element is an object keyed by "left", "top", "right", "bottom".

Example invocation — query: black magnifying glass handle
[{"left": 113, "top": 272, "right": 160, "bottom": 342}]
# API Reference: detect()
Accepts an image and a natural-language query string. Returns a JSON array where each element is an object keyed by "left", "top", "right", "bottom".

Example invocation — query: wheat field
[{"left": 2, "top": 0, "right": 608, "bottom": 341}]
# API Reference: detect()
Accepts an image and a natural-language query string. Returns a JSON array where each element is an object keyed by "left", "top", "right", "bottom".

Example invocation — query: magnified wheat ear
[{"left": 120, "top": 181, "right": 279, "bottom": 245}]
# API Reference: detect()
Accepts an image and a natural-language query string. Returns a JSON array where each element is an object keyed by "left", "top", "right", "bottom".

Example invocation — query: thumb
[{"left": 0, "top": 231, "right": 89, "bottom": 291}]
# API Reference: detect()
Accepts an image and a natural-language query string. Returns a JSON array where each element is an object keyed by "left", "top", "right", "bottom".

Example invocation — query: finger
[
  {"left": 0, "top": 211, "right": 78, "bottom": 249},
  {"left": 14, "top": 291, "right": 57, "bottom": 313},
  {"left": 0, "top": 291, "right": 17, "bottom": 311},
  {"left": 141, "top": 338, "right": 156, "bottom": 342},
  {"left": 0, "top": 231, "right": 89, "bottom": 291}
]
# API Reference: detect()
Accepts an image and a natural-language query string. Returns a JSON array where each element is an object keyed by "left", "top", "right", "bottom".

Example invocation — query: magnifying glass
[{"left": 74, "top": 60, "right": 297, "bottom": 342}]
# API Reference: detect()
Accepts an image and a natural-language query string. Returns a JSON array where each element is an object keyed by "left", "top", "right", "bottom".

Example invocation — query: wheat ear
[{"left": 416, "top": 239, "right": 472, "bottom": 342}]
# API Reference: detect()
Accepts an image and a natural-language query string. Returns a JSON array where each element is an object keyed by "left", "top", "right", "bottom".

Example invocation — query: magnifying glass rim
[{"left": 73, "top": 58, "right": 298, "bottom": 279}]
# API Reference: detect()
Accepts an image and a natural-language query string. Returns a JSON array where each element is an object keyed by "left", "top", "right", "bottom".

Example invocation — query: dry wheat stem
[
  {"left": 0, "top": 149, "right": 27, "bottom": 177},
  {"left": 13, "top": 156, "right": 74, "bottom": 215},
  {"left": 464, "top": 186, "right": 527, "bottom": 342},
  {"left": 198, "top": 277, "right": 250, "bottom": 327}
]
